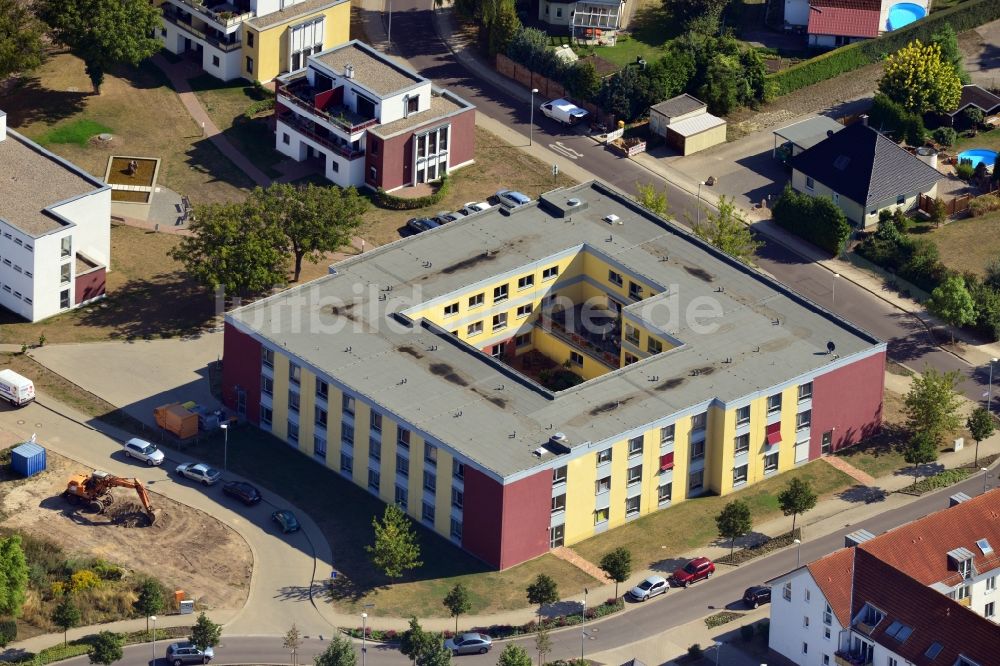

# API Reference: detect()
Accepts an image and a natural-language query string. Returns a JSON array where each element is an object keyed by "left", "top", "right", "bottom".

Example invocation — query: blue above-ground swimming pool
[
  {"left": 957, "top": 149, "right": 999, "bottom": 170},
  {"left": 887, "top": 2, "right": 926, "bottom": 30}
]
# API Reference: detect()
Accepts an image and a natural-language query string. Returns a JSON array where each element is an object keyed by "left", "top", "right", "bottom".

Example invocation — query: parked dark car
[
  {"left": 670, "top": 557, "right": 715, "bottom": 587},
  {"left": 406, "top": 217, "right": 440, "bottom": 234},
  {"left": 223, "top": 481, "right": 262, "bottom": 506},
  {"left": 743, "top": 585, "right": 771, "bottom": 608}
]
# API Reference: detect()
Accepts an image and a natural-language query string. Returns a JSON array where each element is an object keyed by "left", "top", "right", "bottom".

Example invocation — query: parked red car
[{"left": 671, "top": 557, "right": 715, "bottom": 587}]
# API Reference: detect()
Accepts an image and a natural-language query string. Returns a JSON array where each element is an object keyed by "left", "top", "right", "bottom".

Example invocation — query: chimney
[
  {"left": 0, "top": 110, "right": 6, "bottom": 142},
  {"left": 344, "top": 64, "right": 353, "bottom": 79}
]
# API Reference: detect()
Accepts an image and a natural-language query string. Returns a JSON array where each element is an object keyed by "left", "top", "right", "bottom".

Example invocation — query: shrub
[
  {"left": 50, "top": 581, "right": 66, "bottom": 597},
  {"left": 956, "top": 161, "right": 976, "bottom": 180},
  {"left": 244, "top": 98, "right": 275, "bottom": 119},
  {"left": 869, "top": 94, "right": 925, "bottom": 145},
  {"left": 0, "top": 617, "right": 17, "bottom": 647},
  {"left": 687, "top": 644, "right": 703, "bottom": 659},
  {"left": 740, "top": 624, "right": 755, "bottom": 642},
  {"left": 969, "top": 195, "right": 1000, "bottom": 217},
  {"left": 91, "top": 560, "right": 124, "bottom": 581},
  {"left": 372, "top": 176, "right": 450, "bottom": 210},
  {"left": 771, "top": 185, "right": 851, "bottom": 255},
  {"left": 932, "top": 126, "right": 957, "bottom": 147},
  {"left": 70, "top": 570, "right": 101, "bottom": 593}
]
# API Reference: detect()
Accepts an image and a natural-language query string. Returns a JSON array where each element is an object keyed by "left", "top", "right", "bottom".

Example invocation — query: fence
[
  {"left": 918, "top": 193, "right": 971, "bottom": 217},
  {"left": 495, "top": 54, "right": 615, "bottom": 127}
]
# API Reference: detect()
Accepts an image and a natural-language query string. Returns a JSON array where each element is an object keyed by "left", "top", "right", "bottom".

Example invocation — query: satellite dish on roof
[{"left": 827, "top": 341, "right": 836, "bottom": 355}]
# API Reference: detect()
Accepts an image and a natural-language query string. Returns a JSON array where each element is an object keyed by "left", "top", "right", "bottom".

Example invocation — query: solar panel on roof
[{"left": 925, "top": 642, "right": 943, "bottom": 659}]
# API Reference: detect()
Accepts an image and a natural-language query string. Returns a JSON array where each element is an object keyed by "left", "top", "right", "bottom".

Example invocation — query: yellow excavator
[{"left": 63, "top": 470, "right": 160, "bottom": 525}]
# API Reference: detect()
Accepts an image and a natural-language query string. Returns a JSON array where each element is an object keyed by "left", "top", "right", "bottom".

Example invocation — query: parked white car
[
  {"left": 461, "top": 201, "right": 492, "bottom": 215},
  {"left": 122, "top": 438, "right": 164, "bottom": 466},
  {"left": 539, "top": 98, "right": 589, "bottom": 125}
]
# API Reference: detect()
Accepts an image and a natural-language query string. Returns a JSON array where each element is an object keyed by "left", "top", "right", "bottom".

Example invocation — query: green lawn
[
  {"left": 37, "top": 118, "right": 113, "bottom": 146},
  {"left": 954, "top": 126, "right": 1000, "bottom": 154},
  {"left": 908, "top": 209, "right": 1000, "bottom": 277},
  {"left": 570, "top": 460, "right": 854, "bottom": 570}
]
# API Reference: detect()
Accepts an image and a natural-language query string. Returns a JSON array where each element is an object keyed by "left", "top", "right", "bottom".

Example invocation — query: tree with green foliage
[
  {"left": 36, "top": 0, "right": 162, "bottom": 94},
  {"left": 565, "top": 61, "right": 601, "bottom": 102},
  {"left": 927, "top": 275, "right": 976, "bottom": 344},
  {"left": 598, "top": 65, "right": 651, "bottom": 122},
  {"left": 771, "top": 186, "right": 851, "bottom": 255},
  {"left": 496, "top": 644, "right": 532, "bottom": 666},
  {"left": 169, "top": 201, "right": 288, "bottom": 299},
  {"left": 644, "top": 54, "right": 694, "bottom": 106},
  {"left": 400, "top": 618, "right": 437, "bottom": 665},
  {"left": 929, "top": 197, "right": 948, "bottom": 227},
  {"left": 637, "top": 183, "right": 669, "bottom": 217},
  {"left": 284, "top": 624, "right": 303, "bottom": 666},
  {"left": 869, "top": 93, "right": 926, "bottom": 145},
  {"left": 777, "top": 477, "right": 817, "bottom": 535},
  {"left": 0, "top": 618, "right": 15, "bottom": 648},
  {"left": 417, "top": 640, "right": 452, "bottom": 666},
  {"left": 367, "top": 503, "right": 422, "bottom": 579},
  {"left": 878, "top": 40, "right": 962, "bottom": 115},
  {"left": 930, "top": 24, "right": 969, "bottom": 84},
  {"left": 190, "top": 612, "right": 223, "bottom": 652},
  {"left": 315, "top": 634, "right": 357, "bottom": 666},
  {"left": 967, "top": 406, "right": 995, "bottom": 467},
  {"left": 52, "top": 596, "right": 81, "bottom": 647},
  {"left": 526, "top": 574, "right": 558, "bottom": 618},
  {"left": 134, "top": 579, "right": 164, "bottom": 633},
  {"left": 443, "top": 583, "right": 472, "bottom": 633},
  {"left": 904, "top": 367, "right": 963, "bottom": 445},
  {"left": 599, "top": 547, "right": 632, "bottom": 599},
  {"left": 249, "top": 182, "right": 369, "bottom": 281},
  {"left": 676, "top": 0, "right": 729, "bottom": 33},
  {"left": 0, "top": 0, "right": 45, "bottom": 79},
  {"left": 964, "top": 107, "right": 985, "bottom": 133},
  {"left": 88, "top": 631, "right": 124, "bottom": 666},
  {"left": 534, "top": 627, "right": 552, "bottom": 666},
  {"left": 903, "top": 430, "right": 939, "bottom": 484},
  {"left": 0, "top": 535, "right": 29, "bottom": 618},
  {"left": 700, "top": 53, "right": 742, "bottom": 115},
  {"left": 481, "top": 0, "right": 521, "bottom": 57},
  {"left": 716, "top": 500, "right": 753, "bottom": 558},
  {"left": 931, "top": 126, "right": 957, "bottom": 148},
  {"left": 694, "top": 196, "right": 761, "bottom": 264}
]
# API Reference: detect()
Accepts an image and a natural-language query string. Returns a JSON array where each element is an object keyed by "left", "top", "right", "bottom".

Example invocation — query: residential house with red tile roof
[
  {"left": 783, "top": 0, "right": 930, "bottom": 48},
  {"left": 766, "top": 490, "right": 1000, "bottom": 665}
]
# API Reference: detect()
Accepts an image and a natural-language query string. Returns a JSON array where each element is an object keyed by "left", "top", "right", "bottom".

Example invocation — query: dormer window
[
  {"left": 407, "top": 95, "right": 419, "bottom": 116},
  {"left": 948, "top": 547, "right": 976, "bottom": 579}
]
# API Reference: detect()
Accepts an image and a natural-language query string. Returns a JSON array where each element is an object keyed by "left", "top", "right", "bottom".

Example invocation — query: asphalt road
[{"left": 55, "top": 474, "right": 995, "bottom": 666}]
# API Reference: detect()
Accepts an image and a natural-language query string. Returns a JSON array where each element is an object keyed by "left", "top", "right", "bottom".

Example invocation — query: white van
[{"left": 0, "top": 369, "right": 34, "bottom": 407}]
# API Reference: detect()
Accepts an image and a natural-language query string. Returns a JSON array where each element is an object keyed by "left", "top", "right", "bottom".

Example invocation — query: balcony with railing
[
  {"left": 169, "top": 0, "right": 255, "bottom": 27},
  {"left": 835, "top": 651, "right": 873, "bottom": 666},
  {"left": 537, "top": 309, "right": 621, "bottom": 369},
  {"left": 162, "top": 7, "right": 242, "bottom": 50},
  {"left": 276, "top": 75, "right": 380, "bottom": 135},
  {"left": 277, "top": 109, "right": 365, "bottom": 160}
]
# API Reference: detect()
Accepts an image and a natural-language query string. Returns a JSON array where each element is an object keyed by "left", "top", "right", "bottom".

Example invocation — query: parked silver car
[
  {"left": 175, "top": 462, "right": 222, "bottom": 486},
  {"left": 444, "top": 633, "right": 493, "bottom": 655},
  {"left": 628, "top": 575, "right": 668, "bottom": 601},
  {"left": 166, "top": 642, "right": 214, "bottom": 666},
  {"left": 122, "top": 437, "right": 164, "bottom": 466},
  {"left": 494, "top": 189, "right": 531, "bottom": 209}
]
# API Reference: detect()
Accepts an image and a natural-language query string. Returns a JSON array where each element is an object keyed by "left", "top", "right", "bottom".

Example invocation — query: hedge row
[
  {"left": 371, "top": 176, "right": 451, "bottom": 211},
  {"left": 9, "top": 626, "right": 190, "bottom": 665},
  {"left": 768, "top": 0, "right": 1000, "bottom": 96}
]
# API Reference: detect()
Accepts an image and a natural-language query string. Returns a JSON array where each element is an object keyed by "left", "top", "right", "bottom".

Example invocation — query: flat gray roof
[
  {"left": 248, "top": 0, "right": 346, "bottom": 30},
  {"left": 368, "top": 90, "right": 472, "bottom": 139},
  {"left": 311, "top": 41, "right": 423, "bottom": 97},
  {"left": 774, "top": 116, "right": 844, "bottom": 151},
  {"left": 229, "top": 181, "right": 883, "bottom": 479},
  {"left": 0, "top": 130, "right": 104, "bottom": 237}
]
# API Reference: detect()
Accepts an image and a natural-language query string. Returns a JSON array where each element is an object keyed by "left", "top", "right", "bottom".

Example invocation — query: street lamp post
[
  {"left": 151, "top": 615, "right": 157, "bottom": 664},
  {"left": 983, "top": 467, "right": 990, "bottom": 494},
  {"left": 714, "top": 641, "right": 723, "bottom": 666},
  {"left": 580, "top": 588, "right": 588, "bottom": 660},
  {"left": 361, "top": 612, "right": 368, "bottom": 666},
  {"left": 386, "top": 0, "right": 392, "bottom": 52},
  {"left": 988, "top": 358, "right": 998, "bottom": 413},
  {"left": 697, "top": 181, "right": 706, "bottom": 225},
  {"left": 793, "top": 538, "right": 802, "bottom": 568},
  {"left": 530, "top": 89, "right": 539, "bottom": 146},
  {"left": 221, "top": 423, "right": 229, "bottom": 472},
  {"left": 832, "top": 273, "right": 840, "bottom": 304}
]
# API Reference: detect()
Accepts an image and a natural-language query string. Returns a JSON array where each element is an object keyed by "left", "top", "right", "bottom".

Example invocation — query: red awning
[
  {"left": 766, "top": 431, "right": 782, "bottom": 446},
  {"left": 660, "top": 452, "right": 674, "bottom": 470}
]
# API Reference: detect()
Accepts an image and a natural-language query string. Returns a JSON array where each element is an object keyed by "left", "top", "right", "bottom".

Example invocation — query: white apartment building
[{"left": 0, "top": 111, "right": 111, "bottom": 322}]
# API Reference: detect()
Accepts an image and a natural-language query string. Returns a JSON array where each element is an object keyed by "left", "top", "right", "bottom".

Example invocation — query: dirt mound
[{"left": 106, "top": 501, "right": 156, "bottom": 528}]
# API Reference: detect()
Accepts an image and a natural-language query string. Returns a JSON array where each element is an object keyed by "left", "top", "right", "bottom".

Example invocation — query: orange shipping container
[{"left": 164, "top": 404, "right": 198, "bottom": 439}]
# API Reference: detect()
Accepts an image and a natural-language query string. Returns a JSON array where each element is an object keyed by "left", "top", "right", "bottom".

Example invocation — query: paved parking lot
[{"left": 30, "top": 333, "right": 222, "bottom": 427}]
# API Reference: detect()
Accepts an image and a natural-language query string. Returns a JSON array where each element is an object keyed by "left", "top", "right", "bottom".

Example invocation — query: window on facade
[
  {"left": 986, "top": 602, "right": 995, "bottom": 618},
  {"left": 551, "top": 493, "right": 566, "bottom": 514},
  {"left": 246, "top": 56, "right": 254, "bottom": 74},
  {"left": 957, "top": 585, "right": 971, "bottom": 600},
  {"left": 493, "top": 284, "right": 509, "bottom": 302},
  {"left": 261, "top": 375, "right": 274, "bottom": 396},
  {"left": 288, "top": 421, "right": 299, "bottom": 443},
  {"left": 661, "top": 425, "right": 675, "bottom": 443},
  {"left": 658, "top": 483, "right": 672, "bottom": 504},
  {"left": 467, "top": 321, "right": 483, "bottom": 336},
  {"left": 595, "top": 476, "right": 611, "bottom": 494},
  {"left": 368, "top": 438, "right": 381, "bottom": 461},
  {"left": 624, "top": 324, "right": 640, "bottom": 345},
  {"left": 517, "top": 304, "right": 532, "bottom": 318},
  {"left": 549, "top": 525, "right": 564, "bottom": 548},
  {"left": 805, "top": 176, "right": 815, "bottom": 190},
  {"left": 542, "top": 266, "right": 559, "bottom": 280},
  {"left": 797, "top": 410, "right": 812, "bottom": 430},
  {"left": 627, "top": 465, "right": 642, "bottom": 486},
  {"left": 423, "top": 470, "right": 436, "bottom": 492},
  {"left": 569, "top": 350, "right": 584, "bottom": 366},
  {"left": 691, "top": 412, "right": 707, "bottom": 431},
  {"left": 370, "top": 411, "right": 382, "bottom": 433},
  {"left": 765, "top": 452, "right": 779, "bottom": 472},
  {"left": 340, "top": 453, "right": 353, "bottom": 474},
  {"left": 608, "top": 270, "right": 623, "bottom": 286},
  {"left": 798, "top": 382, "right": 813, "bottom": 401},
  {"left": 314, "top": 435, "right": 327, "bottom": 459},
  {"left": 453, "top": 459, "right": 464, "bottom": 480},
  {"left": 803, "top": 616, "right": 810, "bottom": 628},
  {"left": 262, "top": 348, "right": 275, "bottom": 368},
  {"left": 397, "top": 454, "right": 409, "bottom": 478},
  {"left": 734, "top": 433, "right": 750, "bottom": 455},
  {"left": 647, "top": 338, "right": 662, "bottom": 354},
  {"left": 553, "top": 465, "right": 567, "bottom": 485},
  {"left": 518, "top": 274, "right": 534, "bottom": 289},
  {"left": 515, "top": 332, "right": 531, "bottom": 347},
  {"left": 316, "top": 379, "right": 328, "bottom": 400},
  {"left": 261, "top": 406, "right": 273, "bottom": 426},
  {"left": 689, "top": 469, "right": 704, "bottom": 491},
  {"left": 342, "top": 422, "right": 354, "bottom": 446},
  {"left": 450, "top": 518, "right": 462, "bottom": 541},
  {"left": 395, "top": 485, "right": 408, "bottom": 509},
  {"left": 289, "top": 363, "right": 301, "bottom": 385},
  {"left": 492, "top": 313, "right": 508, "bottom": 331},
  {"left": 623, "top": 352, "right": 639, "bottom": 366},
  {"left": 628, "top": 281, "right": 643, "bottom": 300},
  {"left": 823, "top": 604, "right": 833, "bottom": 625},
  {"left": 397, "top": 427, "right": 410, "bottom": 449},
  {"left": 783, "top": 582, "right": 792, "bottom": 601},
  {"left": 802, "top": 643, "right": 808, "bottom": 655},
  {"left": 597, "top": 448, "right": 612, "bottom": 465},
  {"left": 767, "top": 393, "right": 782, "bottom": 414},
  {"left": 594, "top": 508, "right": 609, "bottom": 525},
  {"left": 628, "top": 435, "right": 644, "bottom": 458},
  {"left": 315, "top": 407, "right": 327, "bottom": 428},
  {"left": 369, "top": 166, "right": 377, "bottom": 183},
  {"left": 737, "top": 405, "right": 751, "bottom": 426},
  {"left": 288, "top": 390, "right": 300, "bottom": 413},
  {"left": 60, "top": 236, "right": 72, "bottom": 258},
  {"left": 422, "top": 502, "right": 435, "bottom": 523},
  {"left": 691, "top": 440, "right": 705, "bottom": 460},
  {"left": 468, "top": 293, "right": 484, "bottom": 308},
  {"left": 987, "top": 576, "right": 997, "bottom": 591},
  {"left": 444, "top": 302, "right": 459, "bottom": 316},
  {"left": 246, "top": 31, "right": 254, "bottom": 47},
  {"left": 625, "top": 495, "right": 640, "bottom": 515},
  {"left": 452, "top": 487, "right": 464, "bottom": 509},
  {"left": 60, "top": 262, "right": 71, "bottom": 285},
  {"left": 425, "top": 444, "right": 438, "bottom": 465},
  {"left": 733, "top": 464, "right": 748, "bottom": 485},
  {"left": 342, "top": 394, "right": 355, "bottom": 416}
]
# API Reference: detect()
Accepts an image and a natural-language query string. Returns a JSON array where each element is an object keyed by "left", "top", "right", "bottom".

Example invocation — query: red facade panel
[
  {"left": 462, "top": 466, "right": 551, "bottom": 569},
  {"left": 222, "top": 323, "right": 262, "bottom": 425},
  {"left": 75, "top": 267, "right": 105, "bottom": 305},
  {"left": 810, "top": 351, "right": 885, "bottom": 456},
  {"left": 448, "top": 108, "right": 476, "bottom": 168}
]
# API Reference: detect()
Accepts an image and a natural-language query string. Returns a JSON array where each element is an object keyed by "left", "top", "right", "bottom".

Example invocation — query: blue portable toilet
[{"left": 11, "top": 441, "right": 46, "bottom": 477}]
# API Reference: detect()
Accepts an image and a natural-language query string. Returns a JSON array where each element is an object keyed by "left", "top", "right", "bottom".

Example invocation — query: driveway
[
  {"left": 964, "top": 18, "right": 1000, "bottom": 89},
  {"left": 30, "top": 334, "right": 222, "bottom": 428}
]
